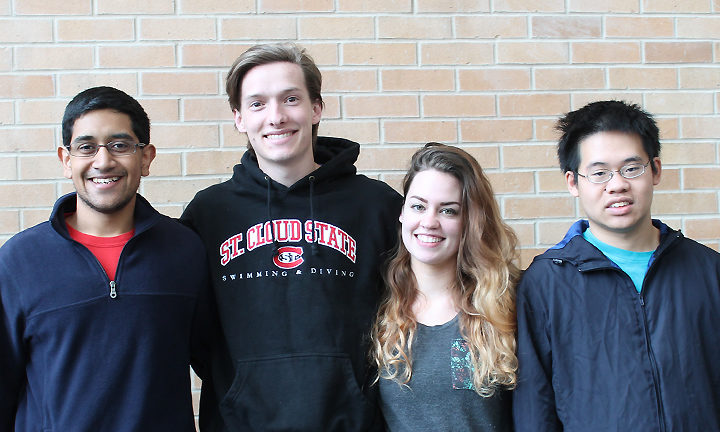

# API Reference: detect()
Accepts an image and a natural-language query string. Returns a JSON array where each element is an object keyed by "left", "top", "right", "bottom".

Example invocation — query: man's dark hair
[
  {"left": 557, "top": 100, "right": 660, "bottom": 177},
  {"left": 62, "top": 86, "right": 150, "bottom": 148}
]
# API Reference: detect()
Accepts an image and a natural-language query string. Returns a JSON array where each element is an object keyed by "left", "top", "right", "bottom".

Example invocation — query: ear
[
  {"left": 398, "top": 205, "right": 405, "bottom": 224},
  {"left": 140, "top": 144, "right": 156, "bottom": 177},
  {"left": 233, "top": 109, "right": 246, "bottom": 133},
  {"left": 651, "top": 157, "right": 662, "bottom": 186},
  {"left": 311, "top": 100, "right": 322, "bottom": 125},
  {"left": 565, "top": 171, "right": 580, "bottom": 197},
  {"left": 58, "top": 146, "right": 73, "bottom": 179}
]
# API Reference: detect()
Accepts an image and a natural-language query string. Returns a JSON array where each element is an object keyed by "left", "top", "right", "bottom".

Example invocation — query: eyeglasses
[
  {"left": 577, "top": 160, "right": 651, "bottom": 184},
  {"left": 66, "top": 141, "right": 147, "bottom": 158}
]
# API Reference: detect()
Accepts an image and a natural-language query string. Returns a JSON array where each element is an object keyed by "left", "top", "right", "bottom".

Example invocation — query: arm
[
  {"left": 513, "top": 272, "right": 562, "bottom": 432},
  {"left": 0, "top": 267, "right": 24, "bottom": 429}
]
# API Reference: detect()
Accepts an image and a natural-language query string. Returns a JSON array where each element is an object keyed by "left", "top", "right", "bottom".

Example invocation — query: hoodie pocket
[{"left": 219, "top": 352, "right": 373, "bottom": 432}]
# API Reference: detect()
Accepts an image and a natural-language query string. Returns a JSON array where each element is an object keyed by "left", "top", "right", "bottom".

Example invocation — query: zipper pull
[{"left": 109, "top": 281, "right": 117, "bottom": 299}]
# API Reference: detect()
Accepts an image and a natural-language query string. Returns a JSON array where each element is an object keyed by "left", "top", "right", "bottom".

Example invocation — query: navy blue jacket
[
  {"left": 0, "top": 193, "right": 212, "bottom": 431},
  {"left": 514, "top": 220, "right": 720, "bottom": 432}
]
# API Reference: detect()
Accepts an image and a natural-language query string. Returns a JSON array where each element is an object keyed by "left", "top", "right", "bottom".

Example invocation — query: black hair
[
  {"left": 557, "top": 100, "right": 660, "bottom": 176},
  {"left": 62, "top": 86, "right": 150, "bottom": 148}
]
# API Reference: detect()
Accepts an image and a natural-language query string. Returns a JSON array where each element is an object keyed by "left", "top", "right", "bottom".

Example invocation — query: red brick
[
  {"left": 16, "top": 46, "right": 94, "bottom": 71},
  {"left": 322, "top": 70, "right": 377, "bottom": 92},
  {"left": 572, "top": 42, "right": 641, "bottom": 64},
  {"left": 505, "top": 196, "right": 574, "bottom": 219},
  {"left": 318, "top": 121, "right": 380, "bottom": 144},
  {"left": 608, "top": 67, "right": 677, "bottom": 90},
  {"left": 535, "top": 68, "right": 605, "bottom": 90},
  {"left": 343, "top": 43, "right": 416, "bottom": 66},
  {"left": 182, "top": 43, "right": 253, "bottom": 67},
  {"left": 58, "top": 74, "right": 138, "bottom": 97},
  {"left": 16, "top": 0, "right": 91, "bottom": 14},
  {"left": 183, "top": 98, "right": 231, "bottom": 121},
  {"left": 606, "top": 17, "right": 674, "bottom": 38},
  {"left": 383, "top": 120, "right": 457, "bottom": 143},
  {"left": 455, "top": 16, "right": 527, "bottom": 38},
  {"left": 382, "top": 69, "right": 454, "bottom": 91},
  {"left": 682, "top": 117, "right": 720, "bottom": 139},
  {"left": 494, "top": 0, "right": 564, "bottom": 12},
  {"left": 499, "top": 94, "right": 570, "bottom": 117},
  {"left": 421, "top": 43, "right": 493, "bottom": 66},
  {"left": 378, "top": 17, "right": 452, "bottom": 39},
  {"left": 416, "top": 0, "right": 489, "bottom": 12},
  {"left": 498, "top": 42, "right": 568, "bottom": 64},
  {"left": 532, "top": 16, "right": 601, "bottom": 38},
  {"left": 58, "top": 18, "right": 134, "bottom": 41},
  {"left": 677, "top": 17, "right": 720, "bottom": 39},
  {"left": 459, "top": 69, "right": 531, "bottom": 91},
  {"left": 337, "top": 0, "right": 411, "bottom": 12},
  {"left": 0, "top": 75, "right": 54, "bottom": 98},
  {"left": 422, "top": 95, "right": 495, "bottom": 118},
  {"left": 503, "top": 144, "right": 558, "bottom": 169},
  {"left": 181, "top": 0, "right": 255, "bottom": 13},
  {"left": 0, "top": 128, "right": 55, "bottom": 152},
  {"left": 299, "top": 17, "right": 374, "bottom": 40},
  {"left": 99, "top": 45, "right": 177, "bottom": 68},
  {"left": 570, "top": 0, "right": 638, "bottom": 12},
  {"left": 97, "top": 0, "right": 174, "bottom": 14},
  {"left": 646, "top": 42, "right": 713, "bottom": 63},
  {"left": 260, "top": 0, "right": 333, "bottom": 11},
  {"left": 343, "top": 95, "right": 419, "bottom": 118},
  {"left": 0, "top": 19, "right": 52, "bottom": 43},
  {"left": 645, "top": 93, "right": 714, "bottom": 115},
  {"left": 461, "top": 119, "right": 532, "bottom": 143},
  {"left": 221, "top": 17, "right": 296, "bottom": 40}
]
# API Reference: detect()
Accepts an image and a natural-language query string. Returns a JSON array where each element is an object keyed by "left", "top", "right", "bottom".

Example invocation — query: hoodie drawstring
[
  {"left": 308, "top": 176, "right": 318, "bottom": 256},
  {"left": 265, "top": 176, "right": 281, "bottom": 257}
]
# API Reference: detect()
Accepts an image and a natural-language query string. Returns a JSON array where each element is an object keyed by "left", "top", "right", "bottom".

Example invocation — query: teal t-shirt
[{"left": 583, "top": 228, "right": 654, "bottom": 293}]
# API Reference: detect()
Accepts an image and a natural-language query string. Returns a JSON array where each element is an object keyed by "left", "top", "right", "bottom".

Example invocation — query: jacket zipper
[
  {"left": 109, "top": 280, "right": 117, "bottom": 299},
  {"left": 638, "top": 290, "right": 666, "bottom": 432}
]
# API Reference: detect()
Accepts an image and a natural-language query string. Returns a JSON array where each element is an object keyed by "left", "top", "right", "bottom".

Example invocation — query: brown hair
[
  {"left": 371, "top": 142, "right": 520, "bottom": 396},
  {"left": 225, "top": 42, "right": 324, "bottom": 149}
]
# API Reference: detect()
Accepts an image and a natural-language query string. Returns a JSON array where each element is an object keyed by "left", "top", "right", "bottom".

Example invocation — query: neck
[
  {"left": 589, "top": 220, "right": 660, "bottom": 252},
  {"left": 68, "top": 198, "right": 136, "bottom": 237},
  {"left": 411, "top": 260, "right": 459, "bottom": 325},
  {"left": 259, "top": 159, "right": 320, "bottom": 188}
]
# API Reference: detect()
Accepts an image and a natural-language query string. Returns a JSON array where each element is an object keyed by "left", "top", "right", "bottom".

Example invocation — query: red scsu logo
[{"left": 273, "top": 246, "right": 304, "bottom": 269}]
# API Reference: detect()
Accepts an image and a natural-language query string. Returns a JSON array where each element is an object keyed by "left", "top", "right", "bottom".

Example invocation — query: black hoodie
[{"left": 181, "top": 137, "right": 403, "bottom": 431}]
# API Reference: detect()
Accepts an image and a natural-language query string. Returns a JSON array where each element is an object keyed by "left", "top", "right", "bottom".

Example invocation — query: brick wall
[{"left": 1, "top": 0, "right": 718, "bottom": 422}]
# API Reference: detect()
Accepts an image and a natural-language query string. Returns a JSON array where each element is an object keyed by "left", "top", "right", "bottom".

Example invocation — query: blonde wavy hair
[{"left": 370, "top": 142, "right": 520, "bottom": 396}]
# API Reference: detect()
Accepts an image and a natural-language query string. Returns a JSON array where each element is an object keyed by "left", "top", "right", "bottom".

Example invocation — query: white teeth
[
  {"left": 610, "top": 201, "right": 630, "bottom": 208},
  {"left": 92, "top": 177, "right": 119, "bottom": 184},
  {"left": 416, "top": 234, "right": 442, "bottom": 243},
  {"left": 266, "top": 132, "right": 293, "bottom": 140}
]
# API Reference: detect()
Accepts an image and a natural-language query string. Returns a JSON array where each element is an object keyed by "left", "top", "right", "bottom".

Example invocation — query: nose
[
  {"left": 604, "top": 171, "right": 629, "bottom": 193},
  {"left": 419, "top": 211, "right": 440, "bottom": 229},
  {"left": 91, "top": 146, "right": 116, "bottom": 169},
  {"left": 268, "top": 101, "right": 287, "bottom": 126}
]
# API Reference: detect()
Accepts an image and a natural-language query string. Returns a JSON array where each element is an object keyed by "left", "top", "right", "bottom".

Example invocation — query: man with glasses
[
  {"left": 0, "top": 86, "right": 212, "bottom": 431},
  {"left": 513, "top": 100, "right": 720, "bottom": 431}
]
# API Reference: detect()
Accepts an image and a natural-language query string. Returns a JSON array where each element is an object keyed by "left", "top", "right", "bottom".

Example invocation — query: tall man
[
  {"left": 514, "top": 100, "right": 720, "bottom": 431},
  {"left": 181, "top": 43, "right": 402, "bottom": 431},
  {"left": 0, "top": 87, "right": 211, "bottom": 431}
]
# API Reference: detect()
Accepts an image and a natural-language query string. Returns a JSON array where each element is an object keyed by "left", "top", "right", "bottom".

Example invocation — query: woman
[{"left": 371, "top": 142, "right": 519, "bottom": 431}]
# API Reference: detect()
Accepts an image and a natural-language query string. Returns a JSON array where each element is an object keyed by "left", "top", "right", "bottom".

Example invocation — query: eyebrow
[
  {"left": 407, "top": 195, "right": 461, "bottom": 206},
  {"left": 585, "top": 156, "right": 643, "bottom": 168},
  {"left": 72, "top": 133, "right": 135, "bottom": 143},
  {"left": 243, "top": 87, "right": 303, "bottom": 101}
]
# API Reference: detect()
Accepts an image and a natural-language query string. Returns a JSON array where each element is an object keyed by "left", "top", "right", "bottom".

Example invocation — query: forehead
[
  {"left": 577, "top": 131, "right": 647, "bottom": 166},
  {"left": 71, "top": 109, "right": 135, "bottom": 140},
  {"left": 241, "top": 61, "right": 308, "bottom": 99},
  {"left": 407, "top": 169, "right": 462, "bottom": 201}
]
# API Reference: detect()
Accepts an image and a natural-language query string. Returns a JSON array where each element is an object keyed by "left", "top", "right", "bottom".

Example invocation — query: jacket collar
[
  {"left": 540, "top": 219, "right": 682, "bottom": 271},
  {"left": 50, "top": 192, "right": 161, "bottom": 239}
]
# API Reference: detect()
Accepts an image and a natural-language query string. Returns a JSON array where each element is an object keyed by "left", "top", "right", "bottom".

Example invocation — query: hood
[
  {"left": 229, "top": 136, "right": 362, "bottom": 257},
  {"left": 232, "top": 136, "right": 360, "bottom": 192}
]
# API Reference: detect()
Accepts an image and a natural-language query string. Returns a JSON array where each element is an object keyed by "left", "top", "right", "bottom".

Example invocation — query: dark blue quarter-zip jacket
[
  {"left": 0, "top": 193, "right": 213, "bottom": 432},
  {"left": 514, "top": 220, "right": 720, "bottom": 432}
]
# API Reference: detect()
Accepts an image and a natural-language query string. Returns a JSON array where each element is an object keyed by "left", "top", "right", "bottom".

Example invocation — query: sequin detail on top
[{"left": 451, "top": 338, "right": 474, "bottom": 390}]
